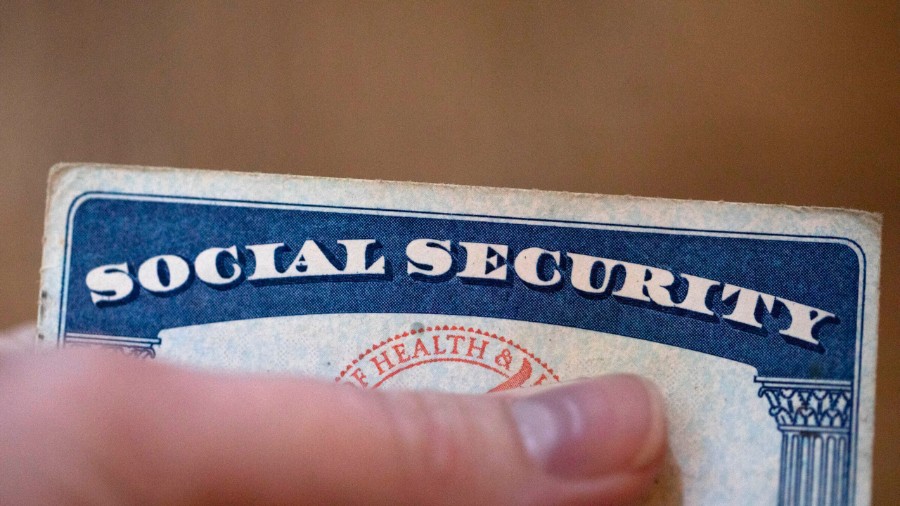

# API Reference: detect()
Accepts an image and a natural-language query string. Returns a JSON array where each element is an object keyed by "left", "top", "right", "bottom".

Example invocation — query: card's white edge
[
  {"left": 37, "top": 162, "right": 883, "bottom": 505},
  {"left": 46, "top": 162, "right": 885, "bottom": 223}
]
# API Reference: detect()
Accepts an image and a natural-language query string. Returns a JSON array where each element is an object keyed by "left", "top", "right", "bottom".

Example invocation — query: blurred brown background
[{"left": 1, "top": 2, "right": 896, "bottom": 502}]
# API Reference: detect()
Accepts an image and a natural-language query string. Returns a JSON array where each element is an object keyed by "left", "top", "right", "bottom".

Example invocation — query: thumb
[{"left": 1, "top": 351, "right": 667, "bottom": 505}]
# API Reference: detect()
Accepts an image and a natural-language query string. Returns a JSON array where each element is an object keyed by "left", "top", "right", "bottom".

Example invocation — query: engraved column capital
[
  {"left": 64, "top": 332, "right": 161, "bottom": 359},
  {"left": 756, "top": 377, "right": 852, "bottom": 431},
  {"left": 755, "top": 377, "right": 853, "bottom": 506}
]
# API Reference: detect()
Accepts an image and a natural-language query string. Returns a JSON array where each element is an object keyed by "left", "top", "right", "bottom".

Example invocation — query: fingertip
[
  {"left": 631, "top": 375, "right": 668, "bottom": 471},
  {"left": 509, "top": 374, "right": 668, "bottom": 481}
]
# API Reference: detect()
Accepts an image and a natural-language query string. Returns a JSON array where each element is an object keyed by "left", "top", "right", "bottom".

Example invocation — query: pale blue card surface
[{"left": 38, "top": 164, "right": 882, "bottom": 505}]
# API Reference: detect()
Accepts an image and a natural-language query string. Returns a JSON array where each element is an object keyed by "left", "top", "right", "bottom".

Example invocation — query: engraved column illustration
[
  {"left": 756, "top": 377, "right": 852, "bottom": 506},
  {"left": 64, "top": 332, "right": 161, "bottom": 359}
]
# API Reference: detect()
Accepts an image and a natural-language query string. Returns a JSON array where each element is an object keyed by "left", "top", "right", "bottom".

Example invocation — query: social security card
[{"left": 37, "top": 164, "right": 882, "bottom": 505}]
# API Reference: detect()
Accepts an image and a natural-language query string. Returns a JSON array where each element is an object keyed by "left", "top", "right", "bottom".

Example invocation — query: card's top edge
[{"left": 47, "top": 162, "right": 884, "bottom": 227}]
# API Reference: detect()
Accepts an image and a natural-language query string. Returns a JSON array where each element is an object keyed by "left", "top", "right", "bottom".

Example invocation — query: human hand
[{"left": 0, "top": 325, "right": 666, "bottom": 505}]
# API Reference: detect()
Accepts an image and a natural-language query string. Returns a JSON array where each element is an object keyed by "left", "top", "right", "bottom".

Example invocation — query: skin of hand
[{"left": 0, "top": 326, "right": 667, "bottom": 505}]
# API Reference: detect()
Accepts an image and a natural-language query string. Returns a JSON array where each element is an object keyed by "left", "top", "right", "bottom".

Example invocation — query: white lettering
[
  {"left": 245, "top": 243, "right": 287, "bottom": 280},
  {"left": 777, "top": 298, "right": 836, "bottom": 347},
  {"left": 514, "top": 248, "right": 562, "bottom": 288},
  {"left": 721, "top": 284, "right": 775, "bottom": 328},
  {"left": 195, "top": 246, "right": 242, "bottom": 286},
  {"left": 612, "top": 262, "right": 676, "bottom": 307},
  {"left": 338, "top": 239, "right": 385, "bottom": 275},
  {"left": 85, "top": 237, "right": 840, "bottom": 354},
  {"left": 85, "top": 263, "right": 136, "bottom": 305},
  {"left": 672, "top": 274, "right": 719, "bottom": 316},
  {"left": 567, "top": 253, "right": 617, "bottom": 295},
  {"left": 137, "top": 255, "right": 192, "bottom": 294},
  {"left": 406, "top": 239, "right": 453, "bottom": 277},
  {"left": 458, "top": 242, "right": 508, "bottom": 281}
]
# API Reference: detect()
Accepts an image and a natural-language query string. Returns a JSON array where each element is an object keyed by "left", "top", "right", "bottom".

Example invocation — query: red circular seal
[{"left": 335, "top": 324, "right": 560, "bottom": 392}]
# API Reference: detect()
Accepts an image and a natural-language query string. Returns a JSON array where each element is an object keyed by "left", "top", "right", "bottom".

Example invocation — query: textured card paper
[{"left": 37, "top": 163, "right": 881, "bottom": 505}]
